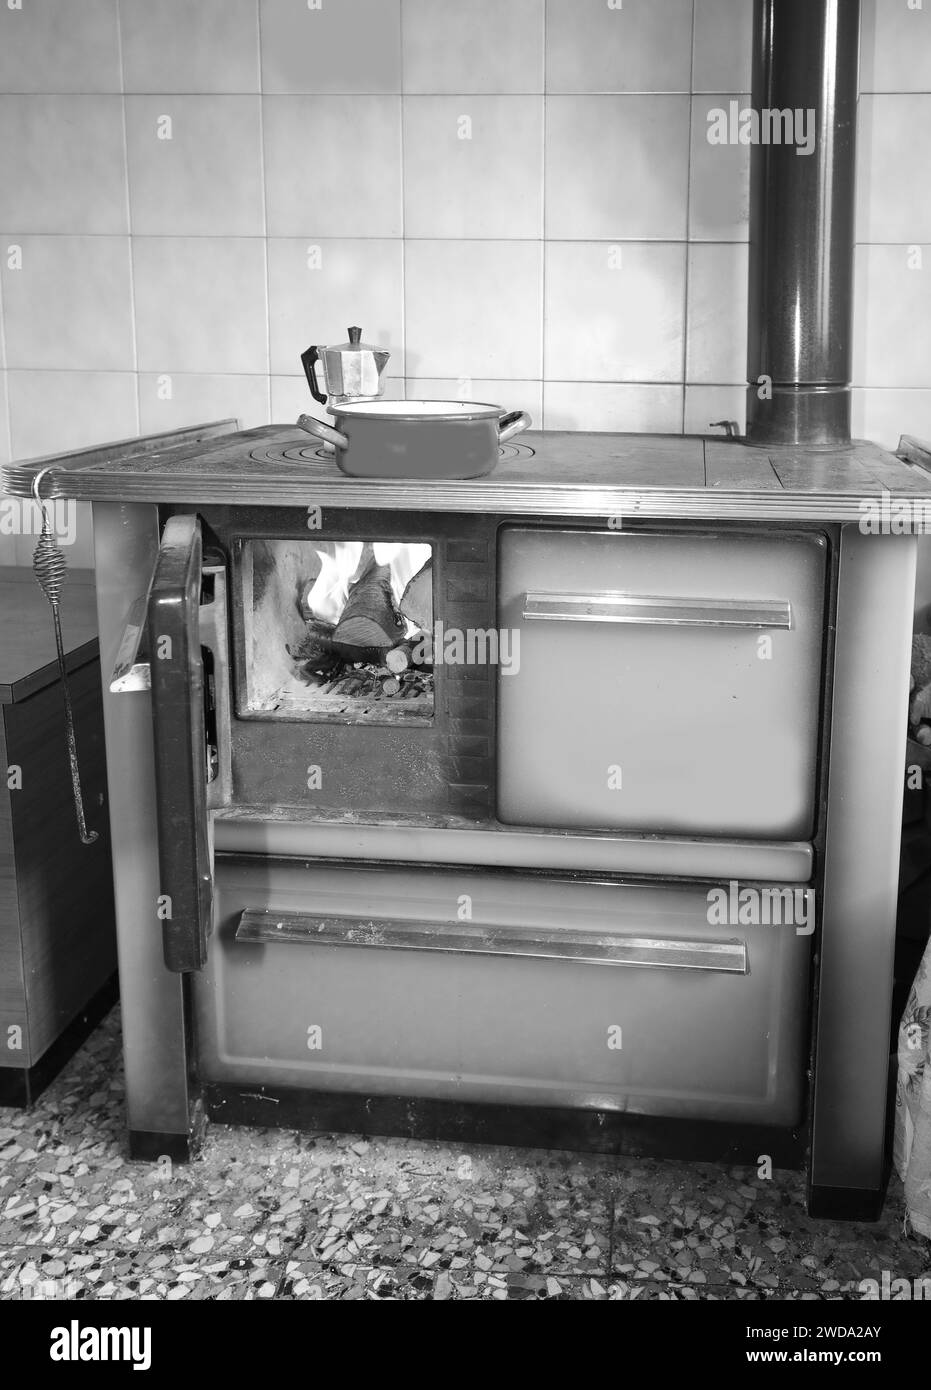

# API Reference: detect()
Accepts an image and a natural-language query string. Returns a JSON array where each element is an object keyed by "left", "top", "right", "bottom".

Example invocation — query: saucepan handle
[
  {"left": 300, "top": 346, "right": 329, "bottom": 406},
  {"left": 297, "top": 414, "right": 349, "bottom": 450},
  {"left": 498, "top": 410, "right": 532, "bottom": 444}
]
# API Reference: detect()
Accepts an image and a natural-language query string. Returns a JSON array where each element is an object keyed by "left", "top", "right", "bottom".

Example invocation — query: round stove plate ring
[{"left": 249, "top": 439, "right": 535, "bottom": 466}]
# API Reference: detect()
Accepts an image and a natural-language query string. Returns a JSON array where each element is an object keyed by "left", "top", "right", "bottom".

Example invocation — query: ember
[{"left": 290, "top": 657, "right": 434, "bottom": 707}]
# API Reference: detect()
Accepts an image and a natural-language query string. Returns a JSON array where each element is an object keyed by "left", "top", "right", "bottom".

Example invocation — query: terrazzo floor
[{"left": 0, "top": 1008, "right": 928, "bottom": 1301}]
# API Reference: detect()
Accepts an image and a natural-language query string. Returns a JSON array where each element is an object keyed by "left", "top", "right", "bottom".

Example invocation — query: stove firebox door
[{"left": 148, "top": 514, "right": 213, "bottom": 972}]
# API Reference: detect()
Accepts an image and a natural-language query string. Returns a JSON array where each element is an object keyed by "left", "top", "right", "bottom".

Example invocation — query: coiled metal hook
[{"left": 31, "top": 468, "right": 98, "bottom": 845}]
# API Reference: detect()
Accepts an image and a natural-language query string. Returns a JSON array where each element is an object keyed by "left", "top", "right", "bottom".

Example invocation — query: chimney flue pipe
[{"left": 745, "top": 0, "right": 860, "bottom": 448}]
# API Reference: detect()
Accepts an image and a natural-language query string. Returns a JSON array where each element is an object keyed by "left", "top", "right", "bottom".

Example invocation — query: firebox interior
[{"left": 237, "top": 538, "right": 435, "bottom": 723}]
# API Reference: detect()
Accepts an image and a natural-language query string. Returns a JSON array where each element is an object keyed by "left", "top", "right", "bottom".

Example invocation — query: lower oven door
[{"left": 193, "top": 857, "right": 812, "bottom": 1126}]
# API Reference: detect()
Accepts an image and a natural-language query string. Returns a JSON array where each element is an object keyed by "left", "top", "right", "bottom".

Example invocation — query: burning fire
[{"left": 304, "top": 541, "right": 431, "bottom": 636}]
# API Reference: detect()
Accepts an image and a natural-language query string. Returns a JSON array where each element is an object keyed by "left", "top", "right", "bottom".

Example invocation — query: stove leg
[
  {"left": 809, "top": 527, "right": 916, "bottom": 1218},
  {"left": 92, "top": 502, "right": 201, "bottom": 1158},
  {"left": 129, "top": 1095, "right": 206, "bottom": 1164}
]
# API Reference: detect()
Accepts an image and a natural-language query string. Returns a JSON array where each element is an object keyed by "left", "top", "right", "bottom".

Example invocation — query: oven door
[
  {"left": 497, "top": 527, "right": 827, "bottom": 839},
  {"left": 195, "top": 857, "right": 812, "bottom": 1125},
  {"left": 143, "top": 514, "right": 218, "bottom": 972}
]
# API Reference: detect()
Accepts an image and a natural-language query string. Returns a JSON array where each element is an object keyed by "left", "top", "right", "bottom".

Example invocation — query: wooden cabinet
[{"left": 0, "top": 570, "right": 116, "bottom": 1104}]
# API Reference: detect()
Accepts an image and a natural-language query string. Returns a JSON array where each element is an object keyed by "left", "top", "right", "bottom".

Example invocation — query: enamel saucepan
[{"left": 297, "top": 400, "right": 532, "bottom": 479}]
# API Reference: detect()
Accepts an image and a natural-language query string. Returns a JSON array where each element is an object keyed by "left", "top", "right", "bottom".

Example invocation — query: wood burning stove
[
  {"left": 139, "top": 487, "right": 828, "bottom": 1139},
  {"left": 149, "top": 506, "right": 823, "bottom": 1134},
  {"left": 2, "top": 422, "right": 921, "bottom": 1221}
]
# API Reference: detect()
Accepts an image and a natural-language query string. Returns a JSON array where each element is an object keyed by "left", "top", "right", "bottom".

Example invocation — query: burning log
[
  {"left": 385, "top": 635, "right": 433, "bottom": 674},
  {"left": 333, "top": 560, "right": 406, "bottom": 653},
  {"left": 399, "top": 558, "right": 433, "bottom": 633},
  {"left": 385, "top": 643, "right": 413, "bottom": 675},
  {"left": 287, "top": 618, "right": 342, "bottom": 676}
]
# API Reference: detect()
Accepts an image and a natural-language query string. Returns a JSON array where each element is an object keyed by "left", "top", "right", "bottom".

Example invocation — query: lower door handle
[{"left": 235, "top": 909, "right": 748, "bottom": 974}]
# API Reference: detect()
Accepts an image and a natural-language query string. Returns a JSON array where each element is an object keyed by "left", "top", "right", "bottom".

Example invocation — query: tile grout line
[
  {"left": 12, "top": 86, "right": 887, "bottom": 96},
  {"left": 399, "top": 4, "right": 406, "bottom": 396},
  {"left": 256, "top": 1, "right": 272, "bottom": 423},
  {"left": 0, "top": 368, "right": 762, "bottom": 389},
  {"left": 680, "top": 0, "right": 697, "bottom": 437},
  {"left": 540, "top": 1, "right": 547, "bottom": 428},
  {"left": 115, "top": 3, "right": 141, "bottom": 443},
  {"left": 0, "top": 233, "right": 771, "bottom": 244},
  {"left": 0, "top": 257, "right": 12, "bottom": 470}
]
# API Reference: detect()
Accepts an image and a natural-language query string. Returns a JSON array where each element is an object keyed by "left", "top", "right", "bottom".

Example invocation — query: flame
[
  {"left": 304, "top": 542, "right": 362, "bottom": 625},
  {"left": 374, "top": 542, "right": 432, "bottom": 606},
  {"left": 304, "top": 541, "right": 431, "bottom": 634}
]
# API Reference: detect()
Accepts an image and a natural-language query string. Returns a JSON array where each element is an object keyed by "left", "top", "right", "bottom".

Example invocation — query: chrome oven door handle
[
  {"left": 522, "top": 592, "right": 792, "bottom": 629},
  {"left": 235, "top": 911, "right": 749, "bottom": 975},
  {"left": 148, "top": 514, "right": 213, "bottom": 973}
]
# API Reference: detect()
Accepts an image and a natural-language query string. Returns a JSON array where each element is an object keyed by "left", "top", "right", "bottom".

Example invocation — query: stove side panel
[{"left": 810, "top": 527, "right": 916, "bottom": 1211}]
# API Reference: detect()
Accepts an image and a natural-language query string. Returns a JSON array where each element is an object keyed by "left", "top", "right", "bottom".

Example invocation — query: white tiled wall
[
  {"left": 0, "top": 0, "right": 926, "bottom": 567},
  {"left": 856, "top": 0, "right": 931, "bottom": 452}
]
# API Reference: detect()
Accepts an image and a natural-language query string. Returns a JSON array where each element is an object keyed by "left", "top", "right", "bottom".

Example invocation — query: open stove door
[{"left": 147, "top": 514, "right": 214, "bottom": 972}]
